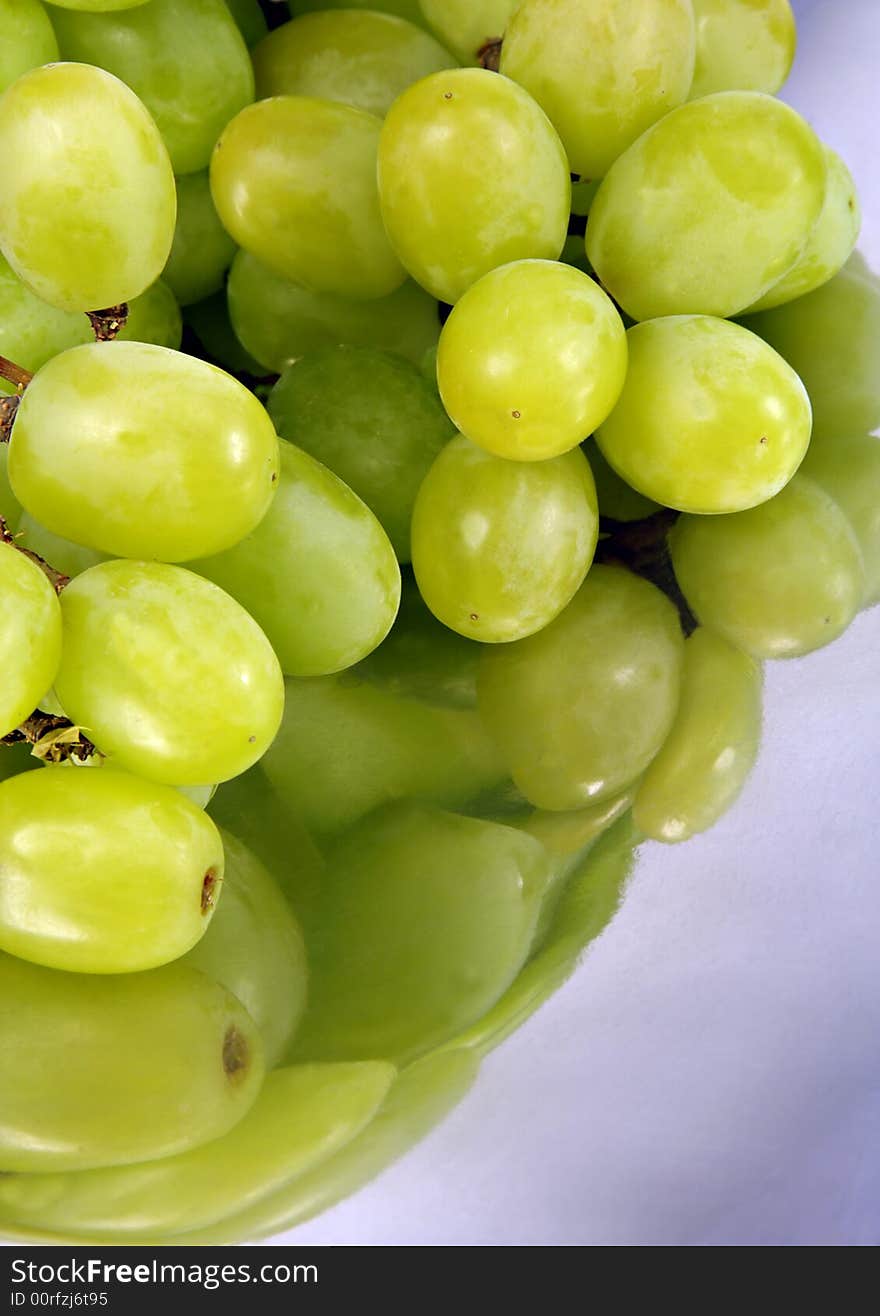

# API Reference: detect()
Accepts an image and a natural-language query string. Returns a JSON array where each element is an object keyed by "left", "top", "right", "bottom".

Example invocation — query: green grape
[
  {"left": 802, "top": 434, "right": 880, "bottom": 606},
  {"left": 223, "top": 0, "right": 266, "bottom": 46},
  {"left": 0, "top": 542, "right": 62, "bottom": 739},
  {"left": 571, "top": 176, "right": 601, "bottom": 218},
  {"left": 500, "top": 0, "right": 695, "bottom": 180},
  {"left": 0, "top": 953, "right": 264, "bottom": 1173},
  {"left": 670, "top": 475, "right": 866, "bottom": 658},
  {"left": 0, "top": 0, "right": 58, "bottom": 95},
  {"left": 0, "top": 257, "right": 181, "bottom": 395},
  {"left": 211, "top": 97, "right": 406, "bottom": 301},
  {"left": 356, "top": 577, "right": 480, "bottom": 710},
  {"left": 162, "top": 172, "right": 237, "bottom": 308},
  {"left": 742, "top": 258, "right": 880, "bottom": 441},
  {"left": 14, "top": 514, "right": 107, "bottom": 581},
  {"left": 50, "top": 0, "right": 255, "bottom": 177},
  {"left": 411, "top": 436, "right": 598, "bottom": 643},
  {"left": 45, "top": 0, "right": 150, "bottom": 10},
  {"left": 289, "top": 802, "right": 550, "bottom": 1063},
  {"left": 291, "top": 0, "right": 425, "bottom": 21},
  {"left": 268, "top": 347, "right": 455, "bottom": 561},
  {"left": 0, "top": 768, "right": 224, "bottom": 974},
  {"left": 746, "top": 147, "right": 861, "bottom": 312},
  {"left": 595, "top": 316, "right": 812, "bottom": 515},
  {"left": 0, "top": 743, "right": 38, "bottom": 786},
  {"left": 514, "top": 787, "right": 636, "bottom": 861},
  {"left": 478, "top": 566, "right": 684, "bottom": 811},
  {"left": 633, "top": 630, "right": 762, "bottom": 844},
  {"left": 208, "top": 766, "right": 326, "bottom": 929},
  {"left": 184, "top": 831, "right": 307, "bottom": 1066},
  {"left": 690, "top": 0, "right": 796, "bottom": 99},
  {"left": 0, "top": 63, "right": 175, "bottom": 313},
  {"left": 9, "top": 341, "right": 279, "bottom": 563},
  {"left": 419, "top": 1, "right": 518, "bottom": 64},
  {"left": 54, "top": 561, "right": 285, "bottom": 786},
  {"left": 184, "top": 291, "right": 267, "bottom": 378},
  {"left": 176, "top": 1049, "right": 479, "bottom": 1246},
  {"left": 261, "top": 673, "right": 505, "bottom": 841},
  {"left": 582, "top": 438, "right": 660, "bottom": 522},
  {"left": 377, "top": 67, "right": 570, "bottom": 304},
  {"left": 252, "top": 10, "right": 454, "bottom": 118},
  {"left": 196, "top": 440, "right": 401, "bottom": 678},
  {"left": 448, "top": 814, "right": 639, "bottom": 1055},
  {"left": 437, "top": 260, "right": 627, "bottom": 462},
  {"left": 0, "top": 447, "right": 21, "bottom": 527},
  {"left": 586, "top": 92, "right": 827, "bottom": 321},
  {"left": 0, "top": 1062, "right": 395, "bottom": 1242},
  {"left": 227, "top": 250, "right": 440, "bottom": 376}
]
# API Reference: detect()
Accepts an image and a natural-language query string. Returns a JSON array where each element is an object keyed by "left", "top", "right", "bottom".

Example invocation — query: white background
[{"left": 276, "top": 0, "right": 880, "bottom": 1246}]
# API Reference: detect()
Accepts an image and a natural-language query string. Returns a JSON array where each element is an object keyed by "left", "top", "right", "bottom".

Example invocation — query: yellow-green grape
[
  {"left": 0, "top": 0, "right": 58, "bottom": 94},
  {"left": 0, "top": 63, "right": 175, "bottom": 313},
  {"left": 268, "top": 347, "right": 455, "bottom": 562},
  {"left": 0, "top": 542, "right": 62, "bottom": 739},
  {"left": 184, "top": 832, "right": 307, "bottom": 1066},
  {"left": 162, "top": 172, "right": 237, "bottom": 308},
  {"left": 449, "top": 814, "right": 638, "bottom": 1055},
  {"left": 377, "top": 67, "right": 570, "bottom": 304},
  {"left": 211, "top": 97, "right": 406, "bottom": 301},
  {"left": 196, "top": 441, "right": 401, "bottom": 678},
  {"left": 633, "top": 630, "right": 762, "bottom": 844},
  {"left": 50, "top": 0, "right": 255, "bottom": 177},
  {"left": 356, "top": 578, "right": 480, "bottom": 711},
  {"left": 437, "top": 260, "right": 627, "bottom": 462},
  {"left": 586, "top": 92, "right": 827, "bottom": 321},
  {"left": 175, "top": 1049, "right": 479, "bottom": 1246},
  {"left": 670, "top": 475, "right": 866, "bottom": 659},
  {"left": 478, "top": 566, "right": 684, "bottom": 811},
  {"left": 292, "top": 0, "right": 426, "bottom": 18},
  {"left": 0, "top": 953, "right": 264, "bottom": 1173},
  {"left": 55, "top": 561, "right": 285, "bottom": 786},
  {"left": 14, "top": 514, "right": 107, "bottom": 581},
  {"left": 9, "top": 342, "right": 279, "bottom": 562},
  {"left": 689, "top": 0, "right": 796, "bottom": 99},
  {"left": 571, "top": 176, "right": 601, "bottom": 218},
  {"left": 0, "top": 1063, "right": 394, "bottom": 1243},
  {"left": 583, "top": 438, "right": 661, "bottom": 522},
  {"left": 0, "top": 258, "right": 182, "bottom": 395},
  {"left": 515, "top": 788, "right": 636, "bottom": 861},
  {"left": 261, "top": 673, "right": 505, "bottom": 842},
  {"left": 799, "top": 434, "right": 880, "bottom": 607},
  {"left": 743, "top": 258, "right": 880, "bottom": 441},
  {"left": 227, "top": 251, "right": 440, "bottom": 376},
  {"left": 411, "top": 437, "right": 598, "bottom": 643},
  {"left": 419, "top": 0, "right": 518, "bottom": 64},
  {"left": 252, "top": 10, "right": 455, "bottom": 117},
  {"left": 223, "top": 0, "right": 266, "bottom": 46},
  {"left": 0, "top": 448, "right": 21, "bottom": 527},
  {"left": 746, "top": 147, "right": 861, "bottom": 313},
  {"left": 0, "top": 768, "right": 224, "bottom": 974},
  {"left": 185, "top": 291, "right": 267, "bottom": 378},
  {"left": 596, "top": 316, "right": 812, "bottom": 515},
  {"left": 290, "top": 802, "right": 550, "bottom": 1063},
  {"left": 43, "top": 0, "right": 150, "bottom": 10},
  {"left": 500, "top": 0, "right": 695, "bottom": 180}
]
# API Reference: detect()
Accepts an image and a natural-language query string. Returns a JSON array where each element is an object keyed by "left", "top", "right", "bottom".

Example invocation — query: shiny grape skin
[
  {"left": 0, "top": 542, "right": 62, "bottom": 740},
  {"left": 0, "top": 953, "right": 264, "bottom": 1173},
  {"left": 478, "top": 566, "right": 685, "bottom": 812},
  {"left": 196, "top": 440, "right": 401, "bottom": 677},
  {"left": 0, "top": 63, "right": 175, "bottom": 313},
  {"left": 0, "top": 0, "right": 58, "bottom": 95},
  {"left": 377, "top": 67, "right": 570, "bottom": 305},
  {"left": 633, "top": 630, "right": 763, "bottom": 844},
  {"left": 670, "top": 475, "right": 866, "bottom": 659},
  {"left": 54, "top": 561, "right": 285, "bottom": 787},
  {"left": 162, "top": 172, "right": 237, "bottom": 308}
]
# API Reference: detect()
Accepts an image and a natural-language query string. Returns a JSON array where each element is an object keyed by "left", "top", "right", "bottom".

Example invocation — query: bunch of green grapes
[{"left": 0, "top": 0, "right": 877, "bottom": 1249}]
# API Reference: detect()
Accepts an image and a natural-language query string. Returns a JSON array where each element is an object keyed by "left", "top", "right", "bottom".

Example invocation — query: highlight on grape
[{"left": 0, "top": 0, "right": 876, "bottom": 1245}]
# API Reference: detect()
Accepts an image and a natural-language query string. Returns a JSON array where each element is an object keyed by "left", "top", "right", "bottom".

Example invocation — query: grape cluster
[{"left": 0, "top": 0, "right": 876, "bottom": 1244}]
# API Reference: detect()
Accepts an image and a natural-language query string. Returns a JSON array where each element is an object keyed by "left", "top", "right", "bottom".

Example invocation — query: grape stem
[
  {"left": 0, "top": 393, "right": 20, "bottom": 444},
  {"left": 0, "top": 711, "right": 97, "bottom": 764},
  {"left": 0, "top": 353, "right": 32, "bottom": 392},
  {"left": 86, "top": 304, "right": 129, "bottom": 342},
  {"left": 478, "top": 38, "right": 503, "bottom": 71},
  {"left": 595, "top": 509, "right": 698, "bottom": 637},
  {"left": 0, "top": 515, "right": 70, "bottom": 595}
]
